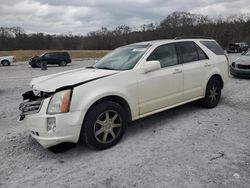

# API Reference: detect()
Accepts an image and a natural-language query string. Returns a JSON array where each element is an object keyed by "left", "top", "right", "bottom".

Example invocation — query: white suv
[
  {"left": 0, "top": 55, "right": 16, "bottom": 66},
  {"left": 19, "top": 38, "right": 229, "bottom": 149}
]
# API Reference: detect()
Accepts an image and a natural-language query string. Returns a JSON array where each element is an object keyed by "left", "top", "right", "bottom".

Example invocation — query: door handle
[
  {"left": 204, "top": 62, "right": 211, "bottom": 67},
  {"left": 173, "top": 69, "right": 182, "bottom": 74}
]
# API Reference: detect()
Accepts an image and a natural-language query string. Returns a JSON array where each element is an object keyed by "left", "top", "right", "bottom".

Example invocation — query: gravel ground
[{"left": 0, "top": 55, "right": 250, "bottom": 188}]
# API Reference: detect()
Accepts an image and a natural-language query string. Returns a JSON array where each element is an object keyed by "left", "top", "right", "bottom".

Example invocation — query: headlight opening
[{"left": 47, "top": 89, "right": 72, "bottom": 114}]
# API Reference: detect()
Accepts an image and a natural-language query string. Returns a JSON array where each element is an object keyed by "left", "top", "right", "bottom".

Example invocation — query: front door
[{"left": 137, "top": 43, "right": 183, "bottom": 115}]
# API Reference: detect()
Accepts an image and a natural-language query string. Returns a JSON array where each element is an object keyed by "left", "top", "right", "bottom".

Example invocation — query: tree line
[{"left": 0, "top": 12, "right": 250, "bottom": 51}]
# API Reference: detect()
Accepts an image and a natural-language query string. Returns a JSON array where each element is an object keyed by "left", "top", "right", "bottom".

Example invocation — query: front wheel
[
  {"left": 2, "top": 60, "right": 10, "bottom": 66},
  {"left": 36, "top": 61, "right": 41, "bottom": 68},
  {"left": 82, "top": 101, "right": 126, "bottom": 150},
  {"left": 200, "top": 79, "right": 221, "bottom": 108}
]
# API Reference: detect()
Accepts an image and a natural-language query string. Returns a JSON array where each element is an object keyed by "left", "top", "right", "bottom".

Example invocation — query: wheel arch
[
  {"left": 207, "top": 74, "right": 224, "bottom": 89},
  {"left": 83, "top": 95, "right": 133, "bottom": 124},
  {"left": 1, "top": 59, "right": 10, "bottom": 64}
]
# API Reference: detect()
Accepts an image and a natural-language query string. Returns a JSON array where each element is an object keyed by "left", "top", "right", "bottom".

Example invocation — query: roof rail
[{"left": 175, "top": 36, "right": 213, "bottom": 40}]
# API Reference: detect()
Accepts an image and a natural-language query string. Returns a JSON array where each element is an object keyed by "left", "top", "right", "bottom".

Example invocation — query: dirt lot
[{"left": 0, "top": 55, "right": 250, "bottom": 188}]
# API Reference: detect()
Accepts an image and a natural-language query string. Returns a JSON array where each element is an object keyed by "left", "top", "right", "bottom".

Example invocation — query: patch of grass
[{"left": 0, "top": 50, "right": 110, "bottom": 61}]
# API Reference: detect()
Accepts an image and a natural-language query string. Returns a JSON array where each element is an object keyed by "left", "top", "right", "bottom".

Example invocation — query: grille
[
  {"left": 237, "top": 64, "right": 250, "bottom": 70},
  {"left": 19, "top": 90, "right": 53, "bottom": 120},
  {"left": 19, "top": 99, "right": 43, "bottom": 115}
]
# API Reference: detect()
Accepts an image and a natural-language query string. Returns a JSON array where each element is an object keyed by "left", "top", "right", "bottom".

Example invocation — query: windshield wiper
[
  {"left": 95, "top": 66, "right": 114, "bottom": 70},
  {"left": 86, "top": 66, "right": 95, "bottom": 69}
]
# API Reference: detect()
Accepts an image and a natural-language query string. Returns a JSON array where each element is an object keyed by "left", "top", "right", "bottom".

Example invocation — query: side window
[
  {"left": 200, "top": 41, "right": 225, "bottom": 55},
  {"left": 48, "top": 53, "right": 59, "bottom": 58},
  {"left": 63, "top": 53, "right": 68, "bottom": 58},
  {"left": 43, "top": 53, "right": 51, "bottom": 58},
  {"left": 177, "top": 42, "right": 199, "bottom": 63},
  {"left": 195, "top": 44, "right": 208, "bottom": 60},
  {"left": 64, "top": 53, "right": 70, "bottom": 59},
  {"left": 147, "top": 43, "right": 178, "bottom": 68}
]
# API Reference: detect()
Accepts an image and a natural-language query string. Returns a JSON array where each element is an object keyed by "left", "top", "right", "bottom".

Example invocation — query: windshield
[
  {"left": 93, "top": 45, "right": 150, "bottom": 70},
  {"left": 39, "top": 53, "right": 46, "bottom": 57}
]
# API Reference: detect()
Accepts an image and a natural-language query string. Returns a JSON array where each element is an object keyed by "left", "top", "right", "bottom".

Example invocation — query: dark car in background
[
  {"left": 29, "top": 52, "right": 71, "bottom": 68},
  {"left": 230, "top": 50, "right": 250, "bottom": 77},
  {"left": 227, "top": 42, "right": 249, "bottom": 53}
]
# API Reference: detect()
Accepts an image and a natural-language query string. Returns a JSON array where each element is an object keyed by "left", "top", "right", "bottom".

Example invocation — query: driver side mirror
[{"left": 143, "top": 60, "right": 161, "bottom": 73}]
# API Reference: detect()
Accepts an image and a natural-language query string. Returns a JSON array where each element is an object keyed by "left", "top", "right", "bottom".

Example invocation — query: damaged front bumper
[
  {"left": 19, "top": 90, "right": 83, "bottom": 148},
  {"left": 19, "top": 90, "right": 51, "bottom": 120}
]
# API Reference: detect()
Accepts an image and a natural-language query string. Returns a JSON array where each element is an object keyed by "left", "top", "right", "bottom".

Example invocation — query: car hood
[
  {"left": 0, "top": 56, "right": 14, "bottom": 58},
  {"left": 235, "top": 56, "right": 250, "bottom": 65},
  {"left": 31, "top": 68, "right": 119, "bottom": 92}
]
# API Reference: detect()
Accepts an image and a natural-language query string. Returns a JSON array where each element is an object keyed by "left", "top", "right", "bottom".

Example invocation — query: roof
[
  {"left": 127, "top": 38, "right": 214, "bottom": 47},
  {"left": 127, "top": 40, "right": 173, "bottom": 46}
]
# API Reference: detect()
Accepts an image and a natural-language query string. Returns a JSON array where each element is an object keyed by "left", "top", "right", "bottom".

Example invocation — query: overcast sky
[{"left": 0, "top": 0, "right": 250, "bottom": 34}]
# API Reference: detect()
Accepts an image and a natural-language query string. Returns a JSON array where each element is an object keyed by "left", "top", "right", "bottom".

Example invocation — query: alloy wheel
[
  {"left": 2, "top": 61, "right": 10, "bottom": 66},
  {"left": 208, "top": 85, "right": 219, "bottom": 104},
  {"left": 93, "top": 110, "right": 122, "bottom": 144}
]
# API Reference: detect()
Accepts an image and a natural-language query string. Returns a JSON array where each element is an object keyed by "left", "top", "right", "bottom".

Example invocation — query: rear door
[
  {"left": 51, "top": 53, "right": 61, "bottom": 64},
  {"left": 176, "top": 41, "right": 209, "bottom": 101}
]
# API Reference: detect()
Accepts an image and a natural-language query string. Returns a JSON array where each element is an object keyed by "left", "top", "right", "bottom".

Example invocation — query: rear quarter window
[
  {"left": 196, "top": 45, "right": 208, "bottom": 60},
  {"left": 200, "top": 41, "right": 225, "bottom": 55},
  {"left": 63, "top": 52, "right": 70, "bottom": 58}
]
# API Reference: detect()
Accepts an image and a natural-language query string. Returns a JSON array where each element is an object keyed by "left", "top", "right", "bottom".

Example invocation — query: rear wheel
[
  {"left": 200, "top": 79, "right": 221, "bottom": 108},
  {"left": 2, "top": 60, "right": 10, "bottom": 66},
  {"left": 82, "top": 101, "right": 126, "bottom": 150},
  {"left": 59, "top": 61, "right": 67, "bottom": 66}
]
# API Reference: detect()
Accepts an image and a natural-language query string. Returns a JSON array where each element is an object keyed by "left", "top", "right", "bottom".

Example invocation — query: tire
[
  {"left": 30, "top": 61, "right": 41, "bottom": 68},
  {"left": 30, "top": 64, "right": 38, "bottom": 68},
  {"left": 2, "top": 60, "right": 10, "bottom": 66},
  {"left": 59, "top": 61, "right": 67, "bottom": 66},
  {"left": 36, "top": 61, "right": 41, "bottom": 68},
  {"left": 82, "top": 101, "right": 127, "bottom": 150},
  {"left": 200, "top": 79, "right": 222, "bottom": 108}
]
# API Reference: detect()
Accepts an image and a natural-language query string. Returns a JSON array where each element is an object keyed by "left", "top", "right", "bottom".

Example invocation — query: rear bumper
[{"left": 230, "top": 66, "right": 250, "bottom": 77}]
